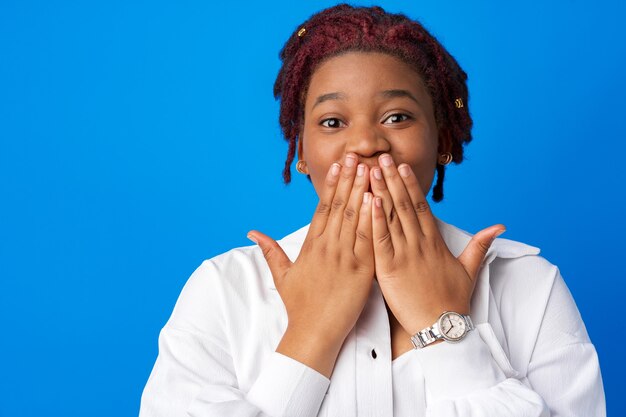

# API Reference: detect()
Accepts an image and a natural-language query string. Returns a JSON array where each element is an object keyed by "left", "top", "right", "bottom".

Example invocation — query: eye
[
  {"left": 383, "top": 113, "right": 411, "bottom": 124},
  {"left": 320, "top": 118, "right": 345, "bottom": 128}
]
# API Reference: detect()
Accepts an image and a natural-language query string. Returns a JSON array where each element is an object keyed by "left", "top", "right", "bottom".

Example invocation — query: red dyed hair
[{"left": 274, "top": 4, "right": 473, "bottom": 202}]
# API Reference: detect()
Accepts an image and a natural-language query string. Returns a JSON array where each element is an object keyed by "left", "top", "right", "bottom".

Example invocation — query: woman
[{"left": 139, "top": 4, "right": 604, "bottom": 416}]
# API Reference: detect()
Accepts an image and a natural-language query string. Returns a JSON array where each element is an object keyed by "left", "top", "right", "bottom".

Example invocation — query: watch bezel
[{"left": 437, "top": 311, "right": 467, "bottom": 342}]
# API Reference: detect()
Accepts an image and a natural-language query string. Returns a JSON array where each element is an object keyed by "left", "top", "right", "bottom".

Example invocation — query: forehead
[{"left": 304, "top": 51, "right": 431, "bottom": 108}]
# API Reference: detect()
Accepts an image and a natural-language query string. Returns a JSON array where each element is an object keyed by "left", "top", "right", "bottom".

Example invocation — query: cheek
[
  {"left": 302, "top": 139, "right": 335, "bottom": 194},
  {"left": 402, "top": 136, "right": 436, "bottom": 160},
  {"left": 416, "top": 166, "right": 437, "bottom": 195},
  {"left": 401, "top": 143, "right": 438, "bottom": 191},
  {"left": 302, "top": 130, "right": 343, "bottom": 171}
]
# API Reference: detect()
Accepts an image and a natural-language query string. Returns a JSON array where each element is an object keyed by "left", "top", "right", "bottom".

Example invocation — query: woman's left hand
[{"left": 370, "top": 154, "right": 506, "bottom": 336}]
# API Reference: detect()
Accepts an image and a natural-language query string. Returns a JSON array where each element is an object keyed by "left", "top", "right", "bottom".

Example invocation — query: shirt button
[{"left": 371, "top": 348, "right": 377, "bottom": 359}]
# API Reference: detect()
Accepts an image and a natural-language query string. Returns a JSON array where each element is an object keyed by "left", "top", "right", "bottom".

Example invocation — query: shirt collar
[
  {"left": 268, "top": 217, "right": 540, "bottom": 290},
  {"left": 432, "top": 217, "right": 540, "bottom": 259}
]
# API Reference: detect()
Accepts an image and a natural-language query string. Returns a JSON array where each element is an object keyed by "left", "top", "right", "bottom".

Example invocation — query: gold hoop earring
[
  {"left": 438, "top": 153, "right": 453, "bottom": 166},
  {"left": 296, "top": 160, "right": 308, "bottom": 174}
]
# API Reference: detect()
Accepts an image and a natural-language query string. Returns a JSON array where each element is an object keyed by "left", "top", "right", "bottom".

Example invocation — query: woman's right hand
[{"left": 247, "top": 153, "right": 374, "bottom": 378}]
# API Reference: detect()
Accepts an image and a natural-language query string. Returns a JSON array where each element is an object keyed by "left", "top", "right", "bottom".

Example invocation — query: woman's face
[{"left": 300, "top": 51, "right": 446, "bottom": 197}]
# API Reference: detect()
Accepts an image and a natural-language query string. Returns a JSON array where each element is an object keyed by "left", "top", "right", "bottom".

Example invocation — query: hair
[{"left": 273, "top": 4, "right": 473, "bottom": 202}]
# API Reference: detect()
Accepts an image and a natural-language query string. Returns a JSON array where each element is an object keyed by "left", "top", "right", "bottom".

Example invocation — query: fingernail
[
  {"left": 494, "top": 229, "right": 506, "bottom": 238},
  {"left": 373, "top": 168, "right": 383, "bottom": 180},
  {"left": 357, "top": 164, "right": 365, "bottom": 177},
  {"left": 331, "top": 163, "right": 340, "bottom": 176},
  {"left": 363, "top": 192, "right": 370, "bottom": 205},
  {"left": 375, "top": 197, "right": 382, "bottom": 207},
  {"left": 398, "top": 164, "right": 410, "bottom": 178},
  {"left": 380, "top": 154, "right": 392, "bottom": 167},
  {"left": 345, "top": 154, "right": 356, "bottom": 168},
  {"left": 247, "top": 233, "right": 258, "bottom": 244}
]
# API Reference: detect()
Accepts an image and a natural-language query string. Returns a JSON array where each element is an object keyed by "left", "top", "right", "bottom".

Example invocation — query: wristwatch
[{"left": 410, "top": 311, "right": 474, "bottom": 349}]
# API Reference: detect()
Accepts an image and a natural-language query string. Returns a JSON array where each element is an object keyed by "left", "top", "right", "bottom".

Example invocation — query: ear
[
  {"left": 297, "top": 135, "right": 304, "bottom": 160},
  {"left": 296, "top": 134, "right": 310, "bottom": 175},
  {"left": 437, "top": 128, "right": 453, "bottom": 154}
]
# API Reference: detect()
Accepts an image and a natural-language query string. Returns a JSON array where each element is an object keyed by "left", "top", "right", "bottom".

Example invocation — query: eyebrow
[
  {"left": 311, "top": 89, "right": 420, "bottom": 110},
  {"left": 312, "top": 92, "right": 347, "bottom": 109},
  {"left": 378, "top": 89, "right": 420, "bottom": 105}
]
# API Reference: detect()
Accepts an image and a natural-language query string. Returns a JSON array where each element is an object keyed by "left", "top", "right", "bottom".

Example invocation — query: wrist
[
  {"left": 410, "top": 311, "right": 474, "bottom": 349},
  {"left": 403, "top": 304, "right": 471, "bottom": 336},
  {"left": 276, "top": 326, "right": 344, "bottom": 378}
]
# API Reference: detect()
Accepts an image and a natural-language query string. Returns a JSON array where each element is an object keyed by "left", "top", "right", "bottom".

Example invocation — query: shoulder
[
  {"left": 436, "top": 217, "right": 558, "bottom": 293},
  {"left": 437, "top": 217, "right": 561, "bottom": 334},
  {"left": 204, "top": 223, "right": 309, "bottom": 290},
  {"left": 168, "top": 224, "right": 309, "bottom": 327},
  {"left": 162, "top": 226, "right": 311, "bottom": 360},
  {"left": 436, "top": 219, "right": 569, "bottom": 366}
]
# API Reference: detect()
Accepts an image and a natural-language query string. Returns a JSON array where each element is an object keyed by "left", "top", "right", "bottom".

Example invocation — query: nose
[{"left": 345, "top": 121, "right": 390, "bottom": 163}]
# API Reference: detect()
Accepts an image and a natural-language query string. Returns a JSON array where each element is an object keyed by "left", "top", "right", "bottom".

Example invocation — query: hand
[
  {"left": 369, "top": 154, "right": 505, "bottom": 336},
  {"left": 247, "top": 153, "right": 375, "bottom": 377}
]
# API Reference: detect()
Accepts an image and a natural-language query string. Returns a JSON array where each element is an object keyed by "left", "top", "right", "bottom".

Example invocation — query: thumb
[
  {"left": 247, "top": 230, "right": 292, "bottom": 288},
  {"left": 457, "top": 225, "right": 506, "bottom": 280}
]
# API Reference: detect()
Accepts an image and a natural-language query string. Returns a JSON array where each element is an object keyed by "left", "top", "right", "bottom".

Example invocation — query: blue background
[{"left": 1, "top": 1, "right": 624, "bottom": 416}]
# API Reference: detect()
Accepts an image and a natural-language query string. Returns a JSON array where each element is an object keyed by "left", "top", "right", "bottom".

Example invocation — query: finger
[
  {"left": 372, "top": 196, "right": 395, "bottom": 264},
  {"left": 307, "top": 162, "right": 341, "bottom": 239},
  {"left": 370, "top": 165, "right": 404, "bottom": 245},
  {"left": 340, "top": 163, "right": 370, "bottom": 248},
  {"left": 378, "top": 154, "right": 423, "bottom": 239},
  {"left": 325, "top": 153, "right": 359, "bottom": 238},
  {"left": 458, "top": 226, "right": 506, "bottom": 280},
  {"left": 247, "top": 230, "right": 293, "bottom": 288},
  {"left": 397, "top": 163, "right": 439, "bottom": 238},
  {"left": 354, "top": 191, "right": 373, "bottom": 260}
]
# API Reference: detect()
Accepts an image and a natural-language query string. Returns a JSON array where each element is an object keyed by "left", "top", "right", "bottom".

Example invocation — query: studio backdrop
[{"left": 0, "top": 1, "right": 624, "bottom": 416}]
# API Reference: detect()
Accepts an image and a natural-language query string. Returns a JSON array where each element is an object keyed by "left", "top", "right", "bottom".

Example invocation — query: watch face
[{"left": 439, "top": 312, "right": 467, "bottom": 341}]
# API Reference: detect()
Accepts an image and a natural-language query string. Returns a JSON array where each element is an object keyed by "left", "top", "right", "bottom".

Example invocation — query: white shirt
[{"left": 139, "top": 218, "right": 605, "bottom": 417}]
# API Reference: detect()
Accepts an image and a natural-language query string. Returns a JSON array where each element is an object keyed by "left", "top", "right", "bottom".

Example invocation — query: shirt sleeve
[
  {"left": 413, "top": 267, "right": 605, "bottom": 417},
  {"left": 138, "top": 261, "right": 330, "bottom": 417},
  {"left": 415, "top": 327, "right": 550, "bottom": 416},
  {"left": 524, "top": 270, "right": 605, "bottom": 416},
  {"left": 139, "top": 326, "right": 329, "bottom": 417}
]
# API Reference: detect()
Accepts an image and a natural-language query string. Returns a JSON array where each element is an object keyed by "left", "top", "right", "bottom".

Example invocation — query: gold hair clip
[
  {"left": 297, "top": 27, "right": 306, "bottom": 37},
  {"left": 454, "top": 98, "right": 464, "bottom": 109}
]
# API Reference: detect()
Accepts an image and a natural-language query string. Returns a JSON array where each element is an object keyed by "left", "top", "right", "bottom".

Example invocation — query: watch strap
[
  {"left": 410, "top": 323, "right": 442, "bottom": 349},
  {"left": 410, "top": 312, "right": 474, "bottom": 349}
]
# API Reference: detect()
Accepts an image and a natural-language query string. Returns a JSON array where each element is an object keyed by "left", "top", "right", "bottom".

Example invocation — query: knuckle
[
  {"left": 430, "top": 237, "right": 442, "bottom": 250},
  {"left": 396, "top": 199, "right": 413, "bottom": 212},
  {"left": 316, "top": 202, "right": 331, "bottom": 216},
  {"left": 343, "top": 206, "right": 357, "bottom": 222},
  {"left": 331, "top": 198, "right": 345, "bottom": 211},
  {"left": 476, "top": 239, "right": 490, "bottom": 254},
  {"left": 307, "top": 238, "right": 328, "bottom": 257},
  {"left": 356, "top": 229, "right": 370, "bottom": 242},
  {"left": 376, "top": 232, "right": 392, "bottom": 246},
  {"left": 344, "top": 256, "right": 359, "bottom": 269},
  {"left": 414, "top": 201, "right": 430, "bottom": 214},
  {"left": 261, "top": 244, "right": 275, "bottom": 260},
  {"left": 427, "top": 240, "right": 441, "bottom": 255},
  {"left": 346, "top": 257, "right": 370, "bottom": 276}
]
